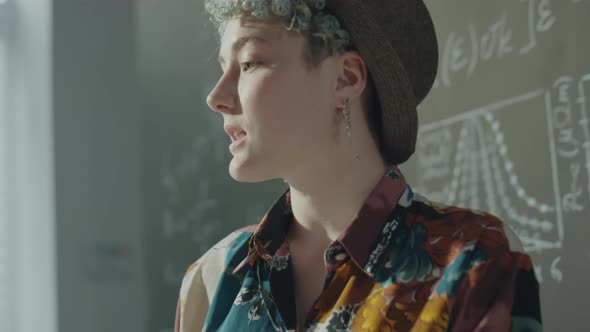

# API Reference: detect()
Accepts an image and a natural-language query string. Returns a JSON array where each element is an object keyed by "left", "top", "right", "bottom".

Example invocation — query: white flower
[
  {"left": 271, "top": 0, "right": 292, "bottom": 16},
  {"left": 307, "top": 0, "right": 326, "bottom": 10},
  {"left": 242, "top": 0, "right": 256, "bottom": 11}
]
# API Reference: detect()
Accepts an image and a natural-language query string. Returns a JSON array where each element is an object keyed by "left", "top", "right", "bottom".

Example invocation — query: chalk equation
[
  {"left": 413, "top": 72, "right": 590, "bottom": 282},
  {"left": 157, "top": 110, "right": 273, "bottom": 287},
  {"left": 157, "top": 111, "right": 227, "bottom": 286},
  {"left": 433, "top": 0, "right": 586, "bottom": 88}
]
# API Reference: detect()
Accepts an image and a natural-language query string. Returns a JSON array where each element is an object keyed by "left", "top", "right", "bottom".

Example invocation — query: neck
[{"left": 285, "top": 153, "right": 387, "bottom": 247}]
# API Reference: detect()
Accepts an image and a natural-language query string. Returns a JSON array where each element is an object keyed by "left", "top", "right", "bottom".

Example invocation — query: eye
[{"left": 240, "top": 61, "right": 258, "bottom": 72}]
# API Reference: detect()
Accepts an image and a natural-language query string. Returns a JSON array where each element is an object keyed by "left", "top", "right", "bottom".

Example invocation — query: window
[
  {"left": 0, "top": 1, "right": 14, "bottom": 329},
  {"left": 0, "top": 1, "right": 57, "bottom": 331}
]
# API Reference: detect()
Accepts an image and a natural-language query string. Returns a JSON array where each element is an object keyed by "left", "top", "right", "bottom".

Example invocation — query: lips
[
  {"left": 224, "top": 125, "right": 247, "bottom": 142},
  {"left": 232, "top": 131, "right": 247, "bottom": 142}
]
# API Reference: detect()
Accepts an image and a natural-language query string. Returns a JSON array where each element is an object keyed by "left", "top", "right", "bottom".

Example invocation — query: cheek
[
  {"left": 239, "top": 69, "right": 332, "bottom": 147},
  {"left": 240, "top": 70, "right": 300, "bottom": 117},
  {"left": 279, "top": 92, "right": 333, "bottom": 150},
  {"left": 236, "top": 74, "right": 289, "bottom": 146}
]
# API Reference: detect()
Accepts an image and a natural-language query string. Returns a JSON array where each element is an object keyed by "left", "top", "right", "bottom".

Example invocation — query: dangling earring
[{"left": 341, "top": 99, "right": 360, "bottom": 160}]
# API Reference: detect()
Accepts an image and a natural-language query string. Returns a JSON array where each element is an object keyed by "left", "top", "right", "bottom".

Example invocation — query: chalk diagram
[
  {"left": 413, "top": 73, "right": 590, "bottom": 254},
  {"left": 158, "top": 110, "right": 271, "bottom": 286}
]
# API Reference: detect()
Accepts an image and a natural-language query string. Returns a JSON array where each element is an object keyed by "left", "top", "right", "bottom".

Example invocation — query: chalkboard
[
  {"left": 403, "top": 0, "right": 589, "bottom": 330},
  {"left": 137, "top": 1, "right": 590, "bottom": 331}
]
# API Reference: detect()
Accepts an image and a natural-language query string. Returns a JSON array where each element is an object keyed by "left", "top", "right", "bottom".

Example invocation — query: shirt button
[{"left": 335, "top": 253, "right": 348, "bottom": 261}]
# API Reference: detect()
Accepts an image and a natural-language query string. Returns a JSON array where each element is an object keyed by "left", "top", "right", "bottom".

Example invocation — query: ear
[{"left": 334, "top": 51, "right": 368, "bottom": 103}]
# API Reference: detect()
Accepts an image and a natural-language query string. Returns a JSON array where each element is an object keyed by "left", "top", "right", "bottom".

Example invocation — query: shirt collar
[{"left": 237, "top": 165, "right": 412, "bottom": 276}]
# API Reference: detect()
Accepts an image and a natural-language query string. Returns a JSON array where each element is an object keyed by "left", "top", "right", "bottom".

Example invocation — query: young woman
[{"left": 175, "top": 1, "right": 542, "bottom": 331}]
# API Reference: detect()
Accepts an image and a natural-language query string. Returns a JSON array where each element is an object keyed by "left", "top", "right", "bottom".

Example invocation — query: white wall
[
  {"left": 2, "top": 1, "right": 148, "bottom": 331},
  {"left": 53, "top": 0, "right": 146, "bottom": 331}
]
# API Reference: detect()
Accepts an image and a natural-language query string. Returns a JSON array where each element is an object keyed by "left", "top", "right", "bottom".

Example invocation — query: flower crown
[{"left": 204, "top": 0, "right": 352, "bottom": 55}]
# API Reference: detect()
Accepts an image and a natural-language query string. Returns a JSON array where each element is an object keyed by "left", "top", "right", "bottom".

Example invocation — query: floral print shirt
[{"left": 174, "top": 165, "right": 542, "bottom": 331}]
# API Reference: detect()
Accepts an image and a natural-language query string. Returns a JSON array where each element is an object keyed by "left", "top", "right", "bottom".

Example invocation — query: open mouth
[
  {"left": 229, "top": 130, "right": 247, "bottom": 152},
  {"left": 231, "top": 130, "right": 247, "bottom": 142}
]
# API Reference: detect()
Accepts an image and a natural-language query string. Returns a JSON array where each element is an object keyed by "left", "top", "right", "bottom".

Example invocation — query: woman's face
[{"left": 207, "top": 17, "right": 340, "bottom": 182}]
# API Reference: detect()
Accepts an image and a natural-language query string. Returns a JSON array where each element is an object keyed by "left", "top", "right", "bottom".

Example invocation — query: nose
[{"left": 206, "top": 75, "right": 238, "bottom": 114}]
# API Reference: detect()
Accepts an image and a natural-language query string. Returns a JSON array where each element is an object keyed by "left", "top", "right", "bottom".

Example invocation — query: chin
[{"left": 228, "top": 157, "right": 275, "bottom": 183}]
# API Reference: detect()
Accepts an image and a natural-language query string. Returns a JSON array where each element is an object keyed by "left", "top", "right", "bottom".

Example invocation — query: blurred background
[{"left": 1, "top": 0, "right": 588, "bottom": 331}]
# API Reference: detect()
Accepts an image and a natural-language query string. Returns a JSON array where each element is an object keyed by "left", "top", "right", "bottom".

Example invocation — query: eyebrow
[{"left": 217, "top": 35, "right": 271, "bottom": 65}]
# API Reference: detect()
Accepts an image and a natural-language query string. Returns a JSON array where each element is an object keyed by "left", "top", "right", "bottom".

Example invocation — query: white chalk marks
[
  {"left": 415, "top": 73, "right": 589, "bottom": 260},
  {"left": 435, "top": 0, "right": 585, "bottom": 88}
]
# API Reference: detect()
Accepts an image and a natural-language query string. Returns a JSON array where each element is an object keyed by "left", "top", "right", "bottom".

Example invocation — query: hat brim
[{"left": 326, "top": 0, "right": 438, "bottom": 164}]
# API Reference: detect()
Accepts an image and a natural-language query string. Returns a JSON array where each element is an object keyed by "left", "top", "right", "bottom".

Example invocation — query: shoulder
[
  {"left": 201, "top": 224, "right": 257, "bottom": 265},
  {"left": 402, "top": 194, "right": 538, "bottom": 294},
  {"left": 407, "top": 193, "right": 523, "bottom": 254},
  {"left": 179, "top": 224, "right": 257, "bottom": 302},
  {"left": 176, "top": 225, "right": 258, "bottom": 331}
]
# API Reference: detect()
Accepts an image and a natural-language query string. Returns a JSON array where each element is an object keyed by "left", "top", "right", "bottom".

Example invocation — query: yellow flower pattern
[{"left": 175, "top": 165, "right": 542, "bottom": 332}]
